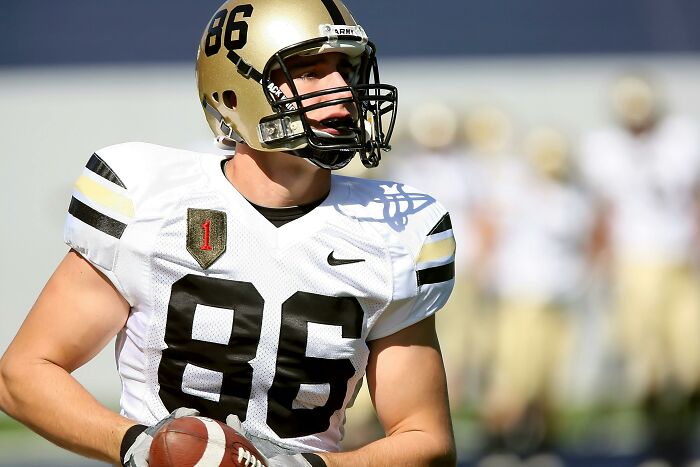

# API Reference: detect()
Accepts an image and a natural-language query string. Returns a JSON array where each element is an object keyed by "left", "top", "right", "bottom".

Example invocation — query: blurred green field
[{"left": 0, "top": 415, "right": 108, "bottom": 466}]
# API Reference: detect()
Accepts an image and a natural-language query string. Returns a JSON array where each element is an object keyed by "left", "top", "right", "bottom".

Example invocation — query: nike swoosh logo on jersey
[{"left": 327, "top": 251, "right": 365, "bottom": 266}]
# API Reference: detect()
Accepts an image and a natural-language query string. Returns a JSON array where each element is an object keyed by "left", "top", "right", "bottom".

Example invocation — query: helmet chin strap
[
  {"left": 302, "top": 128, "right": 361, "bottom": 169},
  {"left": 202, "top": 98, "right": 244, "bottom": 146},
  {"left": 215, "top": 136, "right": 238, "bottom": 149},
  {"left": 291, "top": 146, "right": 355, "bottom": 170}
]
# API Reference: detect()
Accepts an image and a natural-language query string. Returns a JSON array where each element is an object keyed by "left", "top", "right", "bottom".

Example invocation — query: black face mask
[{"left": 259, "top": 38, "right": 398, "bottom": 170}]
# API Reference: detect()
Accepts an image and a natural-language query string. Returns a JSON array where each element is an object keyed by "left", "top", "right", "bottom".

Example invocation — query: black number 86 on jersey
[{"left": 158, "top": 274, "right": 364, "bottom": 439}]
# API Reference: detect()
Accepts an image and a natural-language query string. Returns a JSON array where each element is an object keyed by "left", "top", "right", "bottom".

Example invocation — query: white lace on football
[{"left": 238, "top": 447, "right": 264, "bottom": 467}]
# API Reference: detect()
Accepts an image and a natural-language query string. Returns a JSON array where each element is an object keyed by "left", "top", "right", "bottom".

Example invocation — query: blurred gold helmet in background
[
  {"left": 409, "top": 101, "right": 459, "bottom": 151},
  {"left": 523, "top": 126, "right": 570, "bottom": 181},
  {"left": 610, "top": 74, "right": 661, "bottom": 133},
  {"left": 464, "top": 105, "right": 513, "bottom": 156}
]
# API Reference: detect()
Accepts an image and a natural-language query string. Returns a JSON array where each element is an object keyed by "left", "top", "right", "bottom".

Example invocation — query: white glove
[
  {"left": 122, "top": 407, "right": 199, "bottom": 467},
  {"left": 224, "top": 415, "right": 326, "bottom": 467},
  {"left": 225, "top": 413, "right": 247, "bottom": 435},
  {"left": 226, "top": 414, "right": 284, "bottom": 458}
]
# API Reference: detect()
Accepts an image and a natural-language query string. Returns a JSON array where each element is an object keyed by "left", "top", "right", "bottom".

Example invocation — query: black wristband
[
  {"left": 301, "top": 453, "right": 328, "bottom": 467},
  {"left": 119, "top": 424, "right": 148, "bottom": 465}
]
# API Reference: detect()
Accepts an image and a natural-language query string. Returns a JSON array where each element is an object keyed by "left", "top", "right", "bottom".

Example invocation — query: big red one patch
[{"left": 187, "top": 208, "right": 227, "bottom": 269}]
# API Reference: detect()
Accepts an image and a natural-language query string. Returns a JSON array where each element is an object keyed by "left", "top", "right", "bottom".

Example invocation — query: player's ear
[{"left": 222, "top": 90, "right": 237, "bottom": 110}]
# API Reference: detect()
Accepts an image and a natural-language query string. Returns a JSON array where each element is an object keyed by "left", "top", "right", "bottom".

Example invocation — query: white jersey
[
  {"left": 487, "top": 168, "right": 593, "bottom": 303},
  {"left": 581, "top": 116, "right": 700, "bottom": 262},
  {"left": 63, "top": 142, "right": 455, "bottom": 453},
  {"left": 387, "top": 149, "right": 477, "bottom": 272}
]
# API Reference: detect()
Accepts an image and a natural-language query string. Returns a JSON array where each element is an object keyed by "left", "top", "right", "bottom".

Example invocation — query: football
[{"left": 149, "top": 416, "right": 268, "bottom": 467}]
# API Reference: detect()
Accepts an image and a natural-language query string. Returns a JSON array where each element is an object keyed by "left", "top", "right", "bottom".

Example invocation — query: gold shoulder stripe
[
  {"left": 75, "top": 175, "right": 135, "bottom": 219},
  {"left": 417, "top": 236, "right": 456, "bottom": 264}
]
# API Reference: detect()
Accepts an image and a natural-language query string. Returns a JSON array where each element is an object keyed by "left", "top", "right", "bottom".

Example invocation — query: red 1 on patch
[{"left": 187, "top": 209, "right": 227, "bottom": 269}]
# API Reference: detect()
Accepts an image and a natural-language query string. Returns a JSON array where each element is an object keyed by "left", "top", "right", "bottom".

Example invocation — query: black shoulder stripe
[
  {"left": 417, "top": 261, "right": 455, "bottom": 287},
  {"left": 226, "top": 50, "right": 264, "bottom": 82},
  {"left": 301, "top": 453, "right": 327, "bottom": 467},
  {"left": 428, "top": 213, "right": 452, "bottom": 235},
  {"left": 86, "top": 153, "right": 126, "bottom": 188},
  {"left": 320, "top": 0, "right": 345, "bottom": 25},
  {"left": 69, "top": 197, "right": 127, "bottom": 239}
]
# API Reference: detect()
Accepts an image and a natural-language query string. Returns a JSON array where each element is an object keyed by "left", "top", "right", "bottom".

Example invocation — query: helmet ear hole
[
  {"left": 222, "top": 90, "right": 237, "bottom": 109},
  {"left": 212, "top": 92, "right": 219, "bottom": 102}
]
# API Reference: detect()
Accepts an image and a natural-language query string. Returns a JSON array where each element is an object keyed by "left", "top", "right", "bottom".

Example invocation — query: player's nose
[
  {"left": 318, "top": 73, "right": 354, "bottom": 120},
  {"left": 323, "top": 70, "right": 353, "bottom": 97}
]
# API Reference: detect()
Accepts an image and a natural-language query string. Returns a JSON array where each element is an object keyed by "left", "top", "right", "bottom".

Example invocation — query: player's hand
[
  {"left": 121, "top": 407, "right": 199, "bottom": 467},
  {"left": 225, "top": 415, "right": 326, "bottom": 466},
  {"left": 225, "top": 413, "right": 248, "bottom": 436}
]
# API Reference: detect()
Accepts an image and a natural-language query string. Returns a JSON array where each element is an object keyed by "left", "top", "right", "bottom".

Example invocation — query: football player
[
  {"left": 581, "top": 73, "right": 700, "bottom": 467},
  {"left": 0, "top": 1, "right": 457, "bottom": 466},
  {"left": 477, "top": 126, "right": 595, "bottom": 465}
]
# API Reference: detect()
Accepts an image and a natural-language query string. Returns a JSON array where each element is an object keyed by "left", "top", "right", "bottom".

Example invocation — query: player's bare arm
[
  {"left": 0, "top": 250, "right": 134, "bottom": 464},
  {"left": 316, "top": 316, "right": 456, "bottom": 467}
]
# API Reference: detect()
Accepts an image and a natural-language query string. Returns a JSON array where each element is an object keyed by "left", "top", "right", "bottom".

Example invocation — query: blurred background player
[
  {"left": 461, "top": 103, "right": 520, "bottom": 410},
  {"left": 580, "top": 73, "right": 700, "bottom": 467},
  {"left": 475, "top": 126, "right": 596, "bottom": 467},
  {"left": 462, "top": 104, "right": 519, "bottom": 293}
]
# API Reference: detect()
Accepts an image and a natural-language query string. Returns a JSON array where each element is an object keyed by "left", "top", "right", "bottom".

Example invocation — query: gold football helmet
[
  {"left": 463, "top": 105, "right": 513, "bottom": 157},
  {"left": 523, "top": 126, "right": 570, "bottom": 181},
  {"left": 409, "top": 101, "right": 459, "bottom": 151},
  {"left": 611, "top": 74, "right": 661, "bottom": 134},
  {"left": 196, "top": 0, "right": 398, "bottom": 169}
]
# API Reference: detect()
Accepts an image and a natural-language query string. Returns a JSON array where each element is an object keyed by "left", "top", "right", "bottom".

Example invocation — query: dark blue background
[{"left": 2, "top": 0, "right": 700, "bottom": 66}]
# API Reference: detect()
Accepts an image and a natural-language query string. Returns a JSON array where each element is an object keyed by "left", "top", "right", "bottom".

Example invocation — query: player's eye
[{"left": 297, "top": 71, "right": 318, "bottom": 80}]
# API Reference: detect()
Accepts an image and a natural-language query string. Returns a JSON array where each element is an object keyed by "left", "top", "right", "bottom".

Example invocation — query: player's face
[{"left": 272, "top": 52, "right": 358, "bottom": 137}]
